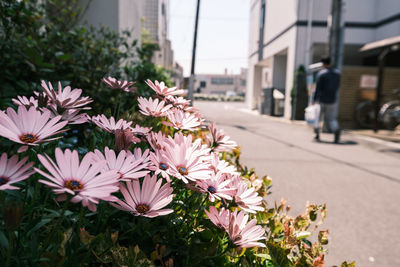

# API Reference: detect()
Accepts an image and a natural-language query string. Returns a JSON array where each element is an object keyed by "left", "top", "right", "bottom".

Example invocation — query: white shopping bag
[{"left": 305, "top": 104, "right": 320, "bottom": 127}]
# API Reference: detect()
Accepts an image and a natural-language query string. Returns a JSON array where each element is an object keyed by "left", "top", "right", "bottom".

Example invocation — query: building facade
[
  {"left": 247, "top": 0, "right": 400, "bottom": 119},
  {"left": 80, "top": 0, "right": 175, "bottom": 72},
  {"left": 143, "top": 0, "right": 174, "bottom": 69},
  {"left": 194, "top": 68, "right": 247, "bottom": 96},
  {"left": 79, "top": 0, "right": 144, "bottom": 48}
]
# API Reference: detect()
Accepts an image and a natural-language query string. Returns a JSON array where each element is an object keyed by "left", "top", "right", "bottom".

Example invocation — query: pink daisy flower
[
  {"left": 138, "top": 97, "right": 172, "bottom": 117},
  {"left": 196, "top": 172, "right": 236, "bottom": 202},
  {"left": 102, "top": 77, "right": 136, "bottom": 92},
  {"left": 145, "top": 80, "right": 184, "bottom": 97},
  {"left": 54, "top": 108, "right": 88, "bottom": 125},
  {"left": 130, "top": 124, "right": 152, "bottom": 138},
  {"left": 163, "top": 133, "right": 212, "bottom": 183},
  {"left": 0, "top": 153, "right": 35, "bottom": 190},
  {"left": 149, "top": 150, "right": 171, "bottom": 182},
  {"left": 35, "top": 148, "right": 120, "bottom": 212},
  {"left": 163, "top": 108, "right": 202, "bottom": 131},
  {"left": 93, "top": 147, "right": 150, "bottom": 181},
  {"left": 209, "top": 153, "right": 239, "bottom": 175},
  {"left": 91, "top": 114, "right": 132, "bottom": 133},
  {"left": 41, "top": 81, "right": 92, "bottom": 110},
  {"left": 165, "top": 96, "right": 200, "bottom": 113},
  {"left": 228, "top": 210, "right": 266, "bottom": 248},
  {"left": 12, "top": 96, "right": 38, "bottom": 109},
  {"left": 0, "top": 106, "right": 68, "bottom": 147},
  {"left": 231, "top": 176, "right": 264, "bottom": 213},
  {"left": 111, "top": 174, "right": 174, "bottom": 218},
  {"left": 147, "top": 131, "right": 170, "bottom": 151},
  {"left": 207, "top": 123, "right": 237, "bottom": 152},
  {"left": 205, "top": 206, "right": 230, "bottom": 230}
]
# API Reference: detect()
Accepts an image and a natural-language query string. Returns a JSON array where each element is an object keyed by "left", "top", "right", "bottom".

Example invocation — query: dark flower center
[
  {"left": 207, "top": 186, "right": 217, "bottom": 194},
  {"left": 159, "top": 163, "right": 168, "bottom": 171},
  {"left": 233, "top": 235, "right": 242, "bottom": 242},
  {"left": 177, "top": 165, "right": 188, "bottom": 175},
  {"left": 64, "top": 180, "right": 83, "bottom": 192},
  {"left": 136, "top": 203, "right": 149, "bottom": 214},
  {"left": 20, "top": 133, "right": 37, "bottom": 144},
  {"left": 0, "top": 176, "right": 9, "bottom": 186}
]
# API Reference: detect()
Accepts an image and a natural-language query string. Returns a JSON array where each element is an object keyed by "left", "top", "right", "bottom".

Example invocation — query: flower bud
[{"left": 2, "top": 201, "right": 24, "bottom": 230}]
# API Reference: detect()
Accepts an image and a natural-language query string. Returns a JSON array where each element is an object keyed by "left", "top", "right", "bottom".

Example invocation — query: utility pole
[
  {"left": 328, "top": 0, "right": 344, "bottom": 70},
  {"left": 187, "top": 0, "right": 201, "bottom": 104}
]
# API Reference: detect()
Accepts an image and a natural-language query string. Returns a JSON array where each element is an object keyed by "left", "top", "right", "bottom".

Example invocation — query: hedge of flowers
[{"left": 0, "top": 78, "right": 355, "bottom": 266}]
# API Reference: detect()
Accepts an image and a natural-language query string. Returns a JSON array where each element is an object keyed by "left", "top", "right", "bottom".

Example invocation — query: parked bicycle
[{"left": 355, "top": 89, "right": 400, "bottom": 130}]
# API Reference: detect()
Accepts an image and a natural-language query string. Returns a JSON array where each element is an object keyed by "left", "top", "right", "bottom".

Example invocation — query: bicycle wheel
[
  {"left": 355, "top": 101, "right": 376, "bottom": 128},
  {"left": 380, "top": 102, "right": 400, "bottom": 130}
]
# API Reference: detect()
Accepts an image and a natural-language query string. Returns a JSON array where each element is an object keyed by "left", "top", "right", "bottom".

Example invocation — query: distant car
[{"left": 226, "top": 91, "right": 237, "bottom": 97}]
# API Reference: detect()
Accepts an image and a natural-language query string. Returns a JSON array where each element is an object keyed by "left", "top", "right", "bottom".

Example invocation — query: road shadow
[
  {"left": 379, "top": 148, "right": 400, "bottom": 153},
  {"left": 315, "top": 140, "right": 358, "bottom": 145}
]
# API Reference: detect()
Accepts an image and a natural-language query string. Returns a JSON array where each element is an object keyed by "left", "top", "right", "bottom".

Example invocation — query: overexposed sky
[{"left": 169, "top": 0, "right": 249, "bottom": 76}]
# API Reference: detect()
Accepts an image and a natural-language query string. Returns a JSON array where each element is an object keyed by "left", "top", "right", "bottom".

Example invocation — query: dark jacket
[{"left": 313, "top": 67, "right": 341, "bottom": 104}]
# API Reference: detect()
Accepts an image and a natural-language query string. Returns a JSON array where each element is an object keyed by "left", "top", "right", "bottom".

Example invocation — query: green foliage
[{"left": 0, "top": 0, "right": 171, "bottom": 113}]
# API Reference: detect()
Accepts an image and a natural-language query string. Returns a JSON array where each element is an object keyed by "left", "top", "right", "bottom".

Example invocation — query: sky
[{"left": 169, "top": 0, "right": 250, "bottom": 76}]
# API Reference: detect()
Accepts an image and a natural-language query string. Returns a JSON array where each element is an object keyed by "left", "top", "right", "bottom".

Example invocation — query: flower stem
[{"left": 6, "top": 230, "right": 13, "bottom": 267}]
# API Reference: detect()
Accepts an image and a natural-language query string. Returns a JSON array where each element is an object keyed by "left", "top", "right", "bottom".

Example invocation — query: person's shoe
[
  {"left": 334, "top": 130, "right": 341, "bottom": 144},
  {"left": 314, "top": 128, "right": 320, "bottom": 142}
]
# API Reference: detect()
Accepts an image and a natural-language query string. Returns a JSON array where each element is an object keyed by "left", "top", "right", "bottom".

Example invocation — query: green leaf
[
  {"left": 255, "top": 253, "right": 272, "bottom": 260},
  {"left": 56, "top": 52, "right": 71, "bottom": 61},
  {"left": 27, "top": 218, "right": 52, "bottom": 236},
  {"left": 0, "top": 231, "right": 9, "bottom": 249},
  {"left": 295, "top": 231, "right": 311, "bottom": 240}
]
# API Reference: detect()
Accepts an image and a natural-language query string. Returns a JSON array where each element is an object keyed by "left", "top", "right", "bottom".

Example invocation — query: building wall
[
  {"left": 80, "top": 0, "right": 142, "bottom": 46},
  {"left": 118, "top": 0, "right": 143, "bottom": 46},
  {"left": 194, "top": 71, "right": 247, "bottom": 96},
  {"left": 79, "top": 0, "right": 119, "bottom": 32},
  {"left": 247, "top": 0, "right": 400, "bottom": 120}
]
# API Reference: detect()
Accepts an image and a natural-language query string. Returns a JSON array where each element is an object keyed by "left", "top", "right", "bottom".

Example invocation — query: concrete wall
[
  {"left": 80, "top": 0, "right": 119, "bottom": 32},
  {"left": 118, "top": 0, "right": 143, "bottom": 45},
  {"left": 80, "top": 0, "right": 143, "bottom": 46}
]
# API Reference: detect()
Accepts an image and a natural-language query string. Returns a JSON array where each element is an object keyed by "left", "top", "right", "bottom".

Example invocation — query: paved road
[{"left": 195, "top": 101, "right": 400, "bottom": 267}]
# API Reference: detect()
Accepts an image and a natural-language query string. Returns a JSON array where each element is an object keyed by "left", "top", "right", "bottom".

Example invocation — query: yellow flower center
[
  {"left": 136, "top": 203, "right": 149, "bottom": 214},
  {"left": 20, "top": 133, "right": 37, "bottom": 144},
  {"left": 177, "top": 165, "right": 188, "bottom": 175},
  {"left": 64, "top": 180, "right": 83, "bottom": 192}
]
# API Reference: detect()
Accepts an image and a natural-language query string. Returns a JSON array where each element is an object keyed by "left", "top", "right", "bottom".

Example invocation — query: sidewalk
[
  {"left": 346, "top": 129, "right": 400, "bottom": 143},
  {"left": 238, "top": 106, "right": 400, "bottom": 144}
]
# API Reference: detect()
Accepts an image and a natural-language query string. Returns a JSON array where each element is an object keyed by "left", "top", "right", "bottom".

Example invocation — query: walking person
[{"left": 312, "top": 56, "right": 341, "bottom": 143}]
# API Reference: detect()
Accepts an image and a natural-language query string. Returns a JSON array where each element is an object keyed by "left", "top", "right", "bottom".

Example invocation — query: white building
[
  {"left": 143, "top": 0, "right": 174, "bottom": 69},
  {"left": 194, "top": 68, "right": 247, "bottom": 96},
  {"left": 247, "top": 0, "right": 400, "bottom": 119},
  {"left": 80, "top": 0, "right": 174, "bottom": 71},
  {"left": 79, "top": 0, "right": 144, "bottom": 48}
]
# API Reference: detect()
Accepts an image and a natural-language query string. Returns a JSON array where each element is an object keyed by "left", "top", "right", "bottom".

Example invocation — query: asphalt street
[{"left": 195, "top": 101, "right": 400, "bottom": 267}]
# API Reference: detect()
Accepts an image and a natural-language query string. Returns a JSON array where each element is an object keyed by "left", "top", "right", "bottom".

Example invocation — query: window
[
  {"left": 241, "top": 79, "right": 247, "bottom": 86},
  {"left": 211, "top": 77, "right": 234, "bottom": 85},
  {"left": 200, "top": 81, "right": 206, "bottom": 87}
]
